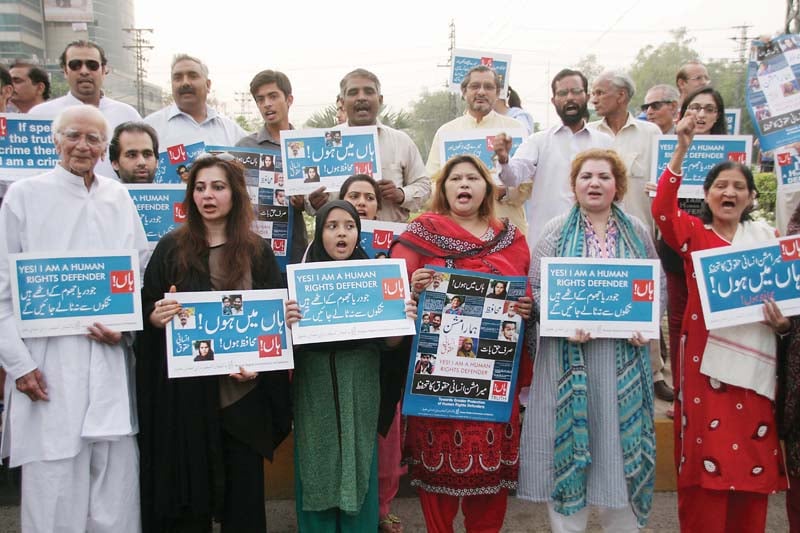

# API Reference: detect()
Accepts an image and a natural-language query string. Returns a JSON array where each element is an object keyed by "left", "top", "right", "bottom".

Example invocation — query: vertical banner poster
[
  {"left": 692, "top": 235, "right": 800, "bottom": 329},
  {"left": 449, "top": 49, "right": 512, "bottom": 96},
  {"left": 651, "top": 135, "right": 752, "bottom": 198},
  {"left": 539, "top": 257, "right": 661, "bottom": 339},
  {"left": 206, "top": 145, "right": 294, "bottom": 271},
  {"left": 745, "top": 34, "right": 800, "bottom": 152},
  {"left": 153, "top": 141, "right": 205, "bottom": 184},
  {"left": 9, "top": 250, "right": 142, "bottom": 337},
  {"left": 402, "top": 266, "right": 527, "bottom": 423},
  {"left": 165, "top": 289, "right": 293, "bottom": 378},
  {"left": 287, "top": 258, "right": 415, "bottom": 344},
  {"left": 280, "top": 126, "right": 381, "bottom": 196},
  {"left": 126, "top": 184, "right": 187, "bottom": 249},
  {"left": 359, "top": 219, "right": 407, "bottom": 259},
  {"left": 438, "top": 128, "right": 526, "bottom": 183}
]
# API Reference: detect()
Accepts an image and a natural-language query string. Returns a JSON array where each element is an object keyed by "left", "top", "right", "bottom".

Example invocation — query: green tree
[
  {"left": 304, "top": 105, "right": 412, "bottom": 131},
  {"left": 706, "top": 59, "right": 752, "bottom": 134},
  {"left": 406, "top": 90, "right": 466, "bottom": 160},
  {"left": 628, "top": 28, "right": 700, "bottom": 110},
  {"left": 575, "top": 54, "right": 604, "bottom": 82}
]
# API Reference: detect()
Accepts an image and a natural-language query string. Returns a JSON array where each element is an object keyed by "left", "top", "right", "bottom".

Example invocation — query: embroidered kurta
[
  {"left": 391, "top": 213, "right": 530, "bottom": 495},
  {"left": 652, "top": 167, "right": 787, "bottom": 493}
]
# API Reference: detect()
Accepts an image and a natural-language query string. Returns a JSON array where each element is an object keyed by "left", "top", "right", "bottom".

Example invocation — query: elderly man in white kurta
[{"left": 0, "top": 105, "right": 148, "bottom": 532}]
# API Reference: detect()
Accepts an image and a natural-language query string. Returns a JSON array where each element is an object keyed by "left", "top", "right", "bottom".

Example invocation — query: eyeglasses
[
  {"left": 67, "top": 59, "right": 101, "bottom": 72},
  {"left": 686, "top": 103, "right": 718, "bottom": 114},
  {"left": 60, "top": 129, "right": 105, "bottom": 146},
  {"left": 641, "top": 100, "right": 674, "bottom": 112},
  {"left": 466, "top": 82, "right": 497, "bottom": 92},
  {"left": 687, "top": 74, "right": 710, "bottom": 83},
  {"left": 555, "top": 87, "right": 586, "bottom": 98}
]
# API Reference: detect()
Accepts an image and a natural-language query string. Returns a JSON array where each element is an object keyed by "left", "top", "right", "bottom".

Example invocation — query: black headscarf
[{"left": 305, "top": 200, "right": 369, "bottom": 263}]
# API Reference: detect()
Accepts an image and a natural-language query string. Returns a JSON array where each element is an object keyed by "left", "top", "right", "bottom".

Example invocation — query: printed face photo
[
  {"left": 194, "top": 339, "right": 214, "bottom": 362},
  {"left": 288, "top": 141, "right": 305, "bottom": 158},
  {"left": 303, "top": 166, "right": 320, "bottom": 183},
  {"left": 229, "top": 294, "right": 243, "bottom": 314},
  {"left": 174, "top": 307, "right": 196, "bottom": 329},
  {"left": 430, "top": 272, "right": 449, "bottom": 292}
]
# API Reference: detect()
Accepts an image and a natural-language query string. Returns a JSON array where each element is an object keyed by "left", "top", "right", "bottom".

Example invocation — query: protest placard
[
  {"left": 651, "top": 135, "right": 752, "bottom": 198},
  {"left": 165, "top": 289, "right": 293, "bottom": 378},
  {"left": 153, "top": 141, "right": 205, "bottom": 184},
  {"left": 402, "top": 266, "right": 526, "bottom": 423},
  {"left": 438, "top": 128, "right": 526, "bottom": 183},
  {"left": 725, "top": 108, "right": 741, "bottom": 135},
  {"left": 539, "top": 257, "right": 661, "bottom": 339},
  {"left": 692, "top": 235, "right": 800, "bottom": 329},
  {"left": 449, "top": 49, "right": 511, "bottom": 96},
  {"left": 776, "top": 148, "right": 800, "bottom": 193},
  {"left": 286, "top": 258, "right": 414, "bottom": 344},
  {"left": 9, "top": 250, "right": 142, "bottom": 337},
  {"left": 206, "top": 145, "right": 294, "bottom": 270},
  {"left": 0, "top": 113, "right": 58, "bottom": 181},
  {"left": 745, "top": 34, "right": 800, "bottom": 152},
  {"left": 126, "top": 184, "right": 187, "bottom": 248},
  {"left": 359, "top": 219, "right": 406, "bottom": 259},
  {"left": 280, "top": 126, "right": 381, "bottom": 196}
]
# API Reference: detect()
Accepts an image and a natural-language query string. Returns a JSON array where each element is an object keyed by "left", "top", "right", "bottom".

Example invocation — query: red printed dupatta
[{"left": 391, "top": 213, "right": 530, "bottom": 277}]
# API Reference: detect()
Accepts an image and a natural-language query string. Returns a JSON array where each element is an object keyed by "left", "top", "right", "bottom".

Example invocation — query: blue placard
[
  {"left": 725, "top": 109, "right": 741, "bottom": 135},
  {"left": 286, "top": 258, "right": 415, "bottom": 344},
  {"left": 359, "top": 219, "right": 406, "bottom": 260},
  {"left": 126, "top": 184, "right": 186, "bottom": 246},
  {"left": 0, "top": 114, "right": 58, "bottom": 179},
  {"left": 652, "top": 135, "right": 752, "bottom": 198},
  {"left": 692, "top": 235, "right": 800, "bottom": 329},
  {"left": 745, "top": 34, "right": 800, "bottom": 152},
  {"left": 776, "top": 150, "right": 800, "bottom": 192},
  {"left": 450, "top": 49, "right": 511, "bottom": 95},
  {"left": 539, "top": 257, "right": 661, "bottom": 339},
  {"left": 206, "top": 145, "right": 293, "bottom": 272},
  {"left": 440, "top": 131, "right": 525, "bottom": 174},
  {"left": 10, "top": 251, "right": 142, "bottom": 337},
  {"left": 280, "top": 126, "right": 381, "bottom": 196},
  {"left": 153, "top": 141, "right": 205, "bottom": 184},
  {"left": 401, "top": 266, "right": 526, "bottom": 423},
  {"left": 165, "top": 289, "right": 293, "bottom": 378}
]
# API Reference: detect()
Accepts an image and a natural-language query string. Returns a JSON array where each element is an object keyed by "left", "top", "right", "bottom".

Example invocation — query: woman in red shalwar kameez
[
  {"left": 652, "top": 114, "right": 788, "bottom": 532},
  {"left": 391, "top": 154, "right": 532, "bottom": 533}
]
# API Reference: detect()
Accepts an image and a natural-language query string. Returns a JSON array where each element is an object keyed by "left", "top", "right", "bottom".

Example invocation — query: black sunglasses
[
  {"left": 640, "top": 100, "right": 674, "bottom": 112},
  {"left": 67, "top": 59, "right": 102, "bottom": 72}
]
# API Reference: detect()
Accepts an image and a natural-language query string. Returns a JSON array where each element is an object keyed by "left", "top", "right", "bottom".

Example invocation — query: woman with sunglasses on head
[
  {"left": 136, "top": 156, "right": 291, "bottom": 532},
  {"left": 652, "top": 112, "right": 788, "bottom": 532}
]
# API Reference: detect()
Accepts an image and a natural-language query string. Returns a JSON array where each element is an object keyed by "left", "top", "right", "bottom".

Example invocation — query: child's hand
[{"left": 285, "top": 299, "right": 302, "bottom": 326}]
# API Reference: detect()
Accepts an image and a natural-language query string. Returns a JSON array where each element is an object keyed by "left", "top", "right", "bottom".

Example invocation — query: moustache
[{"left": 178, "top": 86, "right": 195, "bottom": 95}]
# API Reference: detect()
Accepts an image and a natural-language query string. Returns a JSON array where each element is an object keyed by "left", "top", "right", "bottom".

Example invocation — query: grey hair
[
  {"left": 595, "top": 70, "right": 635, "bottom": 101},
  {"left": 646, "top": 84, "right": 680, "bottom": 102},
  {"left": 52, "top": 105, "right": 110, "bottom": 142},
  {"left": 339, "top": 68, "right": 381, "bottom": 97},
  {"left": 171, "top": 54, "right": 209, "bottom": 78}
]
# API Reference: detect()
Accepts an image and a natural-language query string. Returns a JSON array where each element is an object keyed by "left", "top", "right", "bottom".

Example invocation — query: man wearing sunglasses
[
  {"left": 642, "top": 85, "right": 680, "bottom": 134},
  {"left": 29, "top": 40, "right": 141, "bottom": 180}
]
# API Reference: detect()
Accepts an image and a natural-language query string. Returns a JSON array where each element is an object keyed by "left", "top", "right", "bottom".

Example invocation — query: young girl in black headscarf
[{"left": 285, "top": 200, "right": 416, "bottom": 532}]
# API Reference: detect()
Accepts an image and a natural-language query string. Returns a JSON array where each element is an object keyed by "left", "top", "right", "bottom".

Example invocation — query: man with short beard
[
  {"left": 492, "top": 69, "right": 613, "bottom": 250},
  {"left": 145, "top": 54, "right": 245, "bottom": 148}
]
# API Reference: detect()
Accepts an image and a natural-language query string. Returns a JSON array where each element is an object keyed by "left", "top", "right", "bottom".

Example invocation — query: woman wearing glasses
[{"left": 658, "top": 87, "right": 727, "bottom": 419}]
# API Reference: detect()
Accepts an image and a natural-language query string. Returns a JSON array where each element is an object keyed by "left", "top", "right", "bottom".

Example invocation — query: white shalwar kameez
[{"left": 0, "top": 165, "right": 149, "bottom": 532}]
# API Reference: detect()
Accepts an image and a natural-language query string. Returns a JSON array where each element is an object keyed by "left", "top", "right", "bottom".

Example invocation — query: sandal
[{"left": 379, "top": 513, "right": 403, "bottom": 533}]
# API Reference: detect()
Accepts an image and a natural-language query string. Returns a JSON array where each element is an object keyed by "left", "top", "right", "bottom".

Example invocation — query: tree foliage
[
  {"left": 406, "top": 90, "right": 466, "bottom": 160},
  {"left": 575, "top": 54, "right": 604, "bottom": 82},
  {"left": 628, "top": 28, "right": 700, "bottom": 110},
  {"left": 304, "top": 105, "right": 412, "bottom": 131}
]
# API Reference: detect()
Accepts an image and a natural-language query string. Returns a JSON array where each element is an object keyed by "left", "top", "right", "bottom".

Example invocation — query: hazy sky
[{"left": 134, "top": 0, "right": 787, "bottom": 129}]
